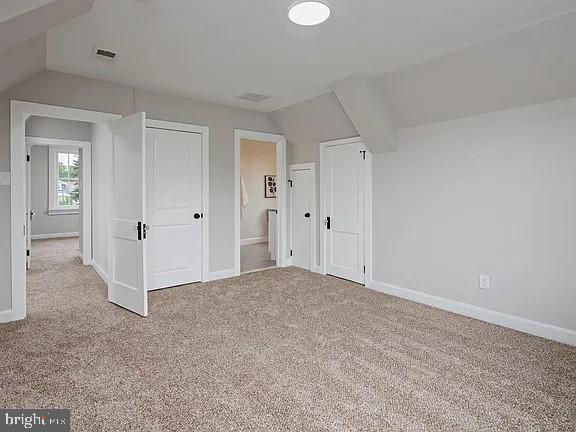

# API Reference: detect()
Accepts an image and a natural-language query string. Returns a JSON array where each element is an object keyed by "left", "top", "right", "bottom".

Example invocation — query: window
[{"left": 49, "top": 147, "right": 80, "bottom": 213}]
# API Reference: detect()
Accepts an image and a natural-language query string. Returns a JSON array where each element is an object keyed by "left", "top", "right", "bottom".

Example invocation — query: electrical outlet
[{"left": 479, "top": 274, "right": 491, "bottom": 290}]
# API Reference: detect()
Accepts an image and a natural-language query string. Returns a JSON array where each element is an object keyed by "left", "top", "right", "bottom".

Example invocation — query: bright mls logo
[{"left": 0, "top": 409, "right": 70, "bottom": 431}]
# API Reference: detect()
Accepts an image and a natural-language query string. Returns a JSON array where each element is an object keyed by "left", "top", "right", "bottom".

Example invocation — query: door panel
[
  {"left": 147, "top": 128, "right": 203, "bottom": 290},
  {"left": 108, "top": 112, "right": 148, "bottom": 316},
  {"left": 291, "top": 168, "right": 313, "bottom": 270},
  {"left": 324, "top": 142, "right": 365, "bottom": 284}
]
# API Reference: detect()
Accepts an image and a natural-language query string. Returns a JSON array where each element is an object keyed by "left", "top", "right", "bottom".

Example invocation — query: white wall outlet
[
  {"left": 479, "top": 274, "right": 491, "bottom": 290},
  {"left": 0, "top": 172, "right": 11, "bottom": 186}
]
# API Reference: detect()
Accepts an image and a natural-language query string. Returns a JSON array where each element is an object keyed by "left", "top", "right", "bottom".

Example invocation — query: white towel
[{"left": 240, "top": 175, "right": 250, "bottom": 217}]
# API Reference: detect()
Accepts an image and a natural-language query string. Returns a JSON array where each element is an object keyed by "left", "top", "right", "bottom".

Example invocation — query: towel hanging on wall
[{"left": 240, "top": 175, "right": 250, "bottom": 217}]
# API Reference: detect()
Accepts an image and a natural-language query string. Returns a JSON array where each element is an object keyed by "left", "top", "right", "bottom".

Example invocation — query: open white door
[
  {"left": 108, "top": 112, "right": 148, "bottom": 316},
  {"left": 323, "top": 141, "right": 366, "bottom": 284},
  {"left": 26, "top": 145, "right": 32, "bottom": 270}
]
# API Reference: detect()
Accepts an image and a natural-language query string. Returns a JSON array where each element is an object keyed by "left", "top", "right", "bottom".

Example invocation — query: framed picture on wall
[{"left": 264, "top": 175, "right": 277, "bottom": 198}]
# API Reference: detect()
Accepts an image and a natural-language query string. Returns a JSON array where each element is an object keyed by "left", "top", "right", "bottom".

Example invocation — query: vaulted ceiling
[{"left": 46, "top": 0, "right": 576, "bottom": 112}]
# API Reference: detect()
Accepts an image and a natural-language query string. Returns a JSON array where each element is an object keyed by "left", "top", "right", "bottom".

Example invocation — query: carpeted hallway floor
[{"left": 1, "top": 238, "right": 575, "bottom": 431}]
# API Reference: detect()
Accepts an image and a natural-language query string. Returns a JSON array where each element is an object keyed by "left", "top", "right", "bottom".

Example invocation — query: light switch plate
[{"left": 0, "top": 172, "right": 10, "bottom": 186}]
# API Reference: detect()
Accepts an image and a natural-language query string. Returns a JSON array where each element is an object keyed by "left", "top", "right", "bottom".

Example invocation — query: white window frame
[{"left": 48, "top": 145, "right": 81, "bottom": 215}]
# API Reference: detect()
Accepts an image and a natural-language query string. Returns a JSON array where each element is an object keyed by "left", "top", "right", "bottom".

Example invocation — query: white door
[
  {"left": 323, "top": 142, "right": 366, "bottom": 284},
  {"left": 290, "top": 166, "right": 314, "bottom": 270},
  {"left": 26, "top": 145, "right": 32, "bottom": 270},
  {"left": 108, "top": 112, "right": 148, "bottom": 316},
  {"left": 146, "top": 128, "right": 203, "bottom": 290}
]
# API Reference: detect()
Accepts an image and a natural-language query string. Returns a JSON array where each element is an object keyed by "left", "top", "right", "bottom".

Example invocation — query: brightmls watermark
[{"left": 0, "top": 409, "right": 69, "bottom": 431}]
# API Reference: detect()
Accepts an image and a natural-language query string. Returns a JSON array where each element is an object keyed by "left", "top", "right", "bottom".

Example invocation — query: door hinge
[
  {"left": 290, "top": 250, "right": 293, "bottom": 257},
  {"left": 26, "top": 249, "right": 30, "bottom": 257},
  {"left": 26, "top": 155, "right": 31, "bottom": 162},
  {"left": 360, "top": 150, "right": 366, "bottom": 160},
  {"left": 288, "top": 180, "right": 293, "bottom": 187},
  {"left": 363, "top": 265, "right": 366, "bottom": 274}
]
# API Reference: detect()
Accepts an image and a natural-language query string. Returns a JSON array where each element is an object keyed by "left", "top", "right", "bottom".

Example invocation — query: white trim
[
  {"left": 234, "top": 129, "right": 287, "bottom": 277},
  {"left": 319, "top": 136, "right": 373, "bottom": 285},
  {"left": 146, "top": 119, "right": 210, "bottom": 283},
  {"left": 206, "top": 268, "right": 237, "bottom": 282},
  {"left": 0, "top": 310, "right": 13, "bottom": 323},
  {"left": 31, "top": 232, "right": 79, "bottom": 240},
  {"left": 92, "top": 260, "right": 108, "bottom": 284},
  {"left": 312, "top": 264, "right": 322, "bottom": 274},
  {"left": 240, "top": 236, "right": 268, "bottom": 246},
  {"left": 289, "top": 163, "right": 317, "bottom": 273},
  {"left": 25, "top": 136, "right": 90, "bottom": 148},
  {"left": 10, "top": 100, "right": 121, "bottom": 322},
  {"left": 368, "top": 280, "right": 576, "bottom": 347}
]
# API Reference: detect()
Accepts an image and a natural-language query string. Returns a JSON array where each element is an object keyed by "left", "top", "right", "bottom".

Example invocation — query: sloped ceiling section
[
  {"left": 270, "top": 11, "right": 576, "bottom": 155},
  {"left": 376, "top": 10, "right": 576, "bottom": 128},
  {"left": 0, "top": 0, "right": 94, "bottom": 52},
  {"left": 332, "top": 75, "right": 397, "bottom": 153},
  {"left": 0, "top": 33, "right": 46, "bottom": 94}
]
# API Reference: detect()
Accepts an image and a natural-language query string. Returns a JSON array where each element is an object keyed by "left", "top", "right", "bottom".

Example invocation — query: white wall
[
  {"left": 91, "top": 123, "right": 111, "bottom": 279},
  {"left": 240, "top": 139, "right": 276, "bottom": 241},
  {"left": 373, "top": 97, "right": 576, "bottom": 331}
]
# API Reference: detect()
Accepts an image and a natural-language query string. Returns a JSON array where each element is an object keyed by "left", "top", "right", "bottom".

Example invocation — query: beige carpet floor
[{"left": 1, "top": 238, "right": 575, "bottom": 431}]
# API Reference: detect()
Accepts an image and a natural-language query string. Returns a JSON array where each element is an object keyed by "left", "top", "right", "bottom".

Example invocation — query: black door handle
[
  {"left": 194, "top": 213, "right": 201, "bottom": 219},
  {"left": 304, "top": 212, "right": 310, "bottom": 218}
]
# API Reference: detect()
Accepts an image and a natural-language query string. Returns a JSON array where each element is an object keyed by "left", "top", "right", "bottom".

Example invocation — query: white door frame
[
  {"left": 234, "top": 129, "right": 287, "bottom": 275},
  {"left": 319, "top": 137, "right": 373, "bottom": 285},
  {"left": 146, "top": 119, "right": 210, "bottom": 282},
  {"left": 289, "top": 163, "right": 317, "bottom": 272},
  {"left": 10, "top": 100, "right": 121, "bottom": 322},
  {"left": 25, "top": 136, "right": 91, "bottom": 258}
]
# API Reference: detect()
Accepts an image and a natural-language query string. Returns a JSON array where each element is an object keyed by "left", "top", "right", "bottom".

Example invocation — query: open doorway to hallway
[
  {"left": 239, "top": 138, "right": 277, "bottom": 273},
  {"left": 25, "top": 116, "right": 91, "bottom": 270}
]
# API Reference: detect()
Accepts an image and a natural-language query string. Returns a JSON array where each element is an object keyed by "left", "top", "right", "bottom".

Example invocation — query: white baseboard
[
  {"left": 31, "top": 232, "right": 79, "bottom": 240},
  {"left": 0, "top": 309, "right": 12, "bottom": 323},
  {"left": 240, "top": 236, "right": 268, "bottom": 246},
  {"left": 367, "top": 280, "right": 576, "bottom": 347},
  {"left": 206, "top": 268, "right": 237, "bottom": 282},
  {"left": 92, "top": 260, "right": 108, "bottom": 284},
  {"left": 312, "top": 265, "right": 322, "bottom": 274}
]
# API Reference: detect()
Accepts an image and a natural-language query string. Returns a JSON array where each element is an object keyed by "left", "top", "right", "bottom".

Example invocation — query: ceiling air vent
[
  {"left": 91, "top": 47, "right": 118, "bottom": 63},
  {"left": 236, "top": 92, "right": 271, "bottom": 103}
]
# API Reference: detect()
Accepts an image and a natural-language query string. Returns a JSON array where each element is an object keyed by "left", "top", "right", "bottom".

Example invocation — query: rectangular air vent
[
  {"left": 91, "top": 47, "right": 118, "bottom": 63},
  {"left": 236, "top": 92, "right": 271, "bottom": 103}
]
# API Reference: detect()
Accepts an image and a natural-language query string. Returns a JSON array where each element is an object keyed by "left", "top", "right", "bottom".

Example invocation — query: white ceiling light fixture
[{"left": 288, "top": 1, "right": 331, "bottom": 26}]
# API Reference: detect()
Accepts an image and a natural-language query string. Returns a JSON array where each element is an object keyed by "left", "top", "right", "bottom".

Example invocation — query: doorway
[
  {"left": 320, "top": 137, "right": 372, "bottom": 285},
  {"left": 25, "top": 128, "right": 91, "bottom": 272},
  {"left": 234, "top": 129, "right": 287, "bottom": 275}
]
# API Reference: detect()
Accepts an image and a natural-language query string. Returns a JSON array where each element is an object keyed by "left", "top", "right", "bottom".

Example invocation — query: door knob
[
  {"left": 194, "top": 213, "right": 201, "bottom": 219},
  {"left": 304, "top": 212, "right": 310, "bottom": 218}
]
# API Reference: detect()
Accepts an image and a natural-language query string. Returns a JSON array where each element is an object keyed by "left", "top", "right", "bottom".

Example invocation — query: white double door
[
  {"left": 322, "top": 141, "right": 367, "bottom": 284},
  {"left": 107, "top": 113, "right": 203, "bottom": 317},
  {"left": 146, "top": 127, "right": 203, "bottom": 290},
  {"left": 290, "top": 165, "right": 315, "bottom": 271}
]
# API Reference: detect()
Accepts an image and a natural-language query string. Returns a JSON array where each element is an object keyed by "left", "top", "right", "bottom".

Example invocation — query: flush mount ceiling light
[{"left": 288, "top": 1, "right": 331, "bottom": 26}]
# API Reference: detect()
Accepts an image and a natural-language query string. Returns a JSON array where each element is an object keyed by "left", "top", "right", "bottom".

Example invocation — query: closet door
[
  {"left": 323, "top": 141, "right": 366, "bottom": 284},
  {"left": 290, "top": 166, "right": 314, "bottom": 271},
  {"left": 146, "top": 128, "right": 203, "bottom": 290}
]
